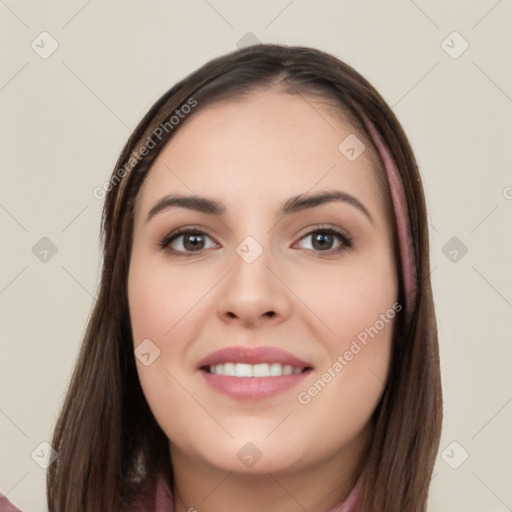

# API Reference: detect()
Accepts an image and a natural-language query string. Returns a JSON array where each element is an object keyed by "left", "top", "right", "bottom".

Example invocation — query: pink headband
[{"left": 358, "top": 111, "right": 417, "bottom": 318}]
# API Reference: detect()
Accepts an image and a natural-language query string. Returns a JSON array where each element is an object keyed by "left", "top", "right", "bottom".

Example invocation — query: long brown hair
[{"left": 47, "top": 44, "right": 442, "bottom": 511}]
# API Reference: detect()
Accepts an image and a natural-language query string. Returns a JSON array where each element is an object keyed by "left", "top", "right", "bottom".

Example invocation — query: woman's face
[{"left": 128, "top": 90, "right": 398, "bottom": 476}]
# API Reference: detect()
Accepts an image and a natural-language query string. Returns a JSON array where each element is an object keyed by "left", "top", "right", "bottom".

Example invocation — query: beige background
[{"left": 1, "top": 1, "right": 511, "bottom": 511}]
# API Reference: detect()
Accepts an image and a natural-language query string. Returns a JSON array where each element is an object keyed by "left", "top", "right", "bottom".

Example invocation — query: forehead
[{"left": 135, "top": 90, "right": 384, "bottom": 217}]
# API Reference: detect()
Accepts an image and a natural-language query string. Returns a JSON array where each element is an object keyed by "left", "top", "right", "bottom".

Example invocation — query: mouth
[{"left": 197, "top": 346, "right": 314, "bottom": 399}]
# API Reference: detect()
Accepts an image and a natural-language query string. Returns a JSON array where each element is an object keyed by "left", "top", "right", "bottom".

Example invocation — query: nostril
[{"left": 265, "top": 311, "right": 276, "bottom": 318}]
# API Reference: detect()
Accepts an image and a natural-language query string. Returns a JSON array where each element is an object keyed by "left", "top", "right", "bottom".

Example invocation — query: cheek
[
  {"left": 294, "top": 249, "right": 398, "bottom": 449},
  {"left": 129, "top": 281, "right": 169, "bottom": 347},
  {"left": 128, "top": 252, "right": 208, "bottom": 346},
  {"left": 301, "top": 245, "right": 398, "bottom": 355},
  {"left": 329, "top": 267, "right": 397, "bottom": 353}
]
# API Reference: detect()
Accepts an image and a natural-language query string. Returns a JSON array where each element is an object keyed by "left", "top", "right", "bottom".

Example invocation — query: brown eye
[
  {"left": 160, "top": 229, "right": 217, "bottom": 255},
  {"left": 296, "top": 227, "right": 352, "bottom": 254},
  {"left": 310, "top": 232, "right": 335, "bottom": 251},
  {"left": 181, "top": 233, "right": 206, "bottom": 251}
]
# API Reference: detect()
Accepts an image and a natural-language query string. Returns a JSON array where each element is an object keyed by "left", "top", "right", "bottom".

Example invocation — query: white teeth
[
  {"left": 209, "top": 362, "right": 304, "bottom": 377},
  {"left": 252, "top": 363, "right": 270, "bottom": 377},
  {"left": 269, "top": 363, "right": 282, "bottom": 376},
  {"left": 223, "top": 362, "right": 236, "bottom": 376},
  {"left": 235, "top": 363, "right": 252, "bottom": 377}
]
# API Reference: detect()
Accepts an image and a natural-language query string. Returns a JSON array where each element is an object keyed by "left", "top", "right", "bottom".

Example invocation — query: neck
[{"left": 169, "top": 426, "right": 369, "bottom": 512}]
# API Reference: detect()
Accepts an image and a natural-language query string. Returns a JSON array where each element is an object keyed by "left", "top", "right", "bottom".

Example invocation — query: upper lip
[{"left": 197, "top": 346, "right": 313, "bottom": 370}]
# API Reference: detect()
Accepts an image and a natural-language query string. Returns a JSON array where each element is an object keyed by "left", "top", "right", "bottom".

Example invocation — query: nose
[{"left": 216, "top": 248, "right": 292, "bottom": 329}]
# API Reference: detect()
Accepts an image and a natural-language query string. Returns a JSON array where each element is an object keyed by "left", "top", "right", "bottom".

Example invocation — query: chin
[{"left": 175, "top": 432, "right": 309, "bottom": 475}]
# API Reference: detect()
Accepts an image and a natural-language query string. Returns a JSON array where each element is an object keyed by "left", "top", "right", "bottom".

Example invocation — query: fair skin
[{"left": 128, "top": 90, "right": 398, "bottom": 512}]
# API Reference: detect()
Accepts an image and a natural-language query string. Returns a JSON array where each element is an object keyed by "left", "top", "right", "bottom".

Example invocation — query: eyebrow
[{"left": 146, "top": 191, "right": 373, "bottom": 224}]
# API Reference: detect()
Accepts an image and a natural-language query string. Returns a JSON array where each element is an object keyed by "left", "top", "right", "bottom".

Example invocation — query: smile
[
  {"left": 197, "top": 346, "right": 313, "bottom": 399},
  {"left": 206, "top": 362, "right": 305, "bottom": 377}
]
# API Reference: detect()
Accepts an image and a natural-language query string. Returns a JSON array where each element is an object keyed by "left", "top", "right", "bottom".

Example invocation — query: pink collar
[{"left": 131, "top": 474, "right": 362, "bottom": 512}]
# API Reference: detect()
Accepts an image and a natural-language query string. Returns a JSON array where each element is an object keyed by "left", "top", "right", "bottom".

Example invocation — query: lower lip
[{"left": 200, "top": 370, "right": 312, "bottom": 399}]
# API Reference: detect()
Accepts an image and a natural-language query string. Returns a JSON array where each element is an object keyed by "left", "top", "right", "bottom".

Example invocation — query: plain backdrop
[{"left": 1, "top": 1, "right": 511, "bottom": 511}]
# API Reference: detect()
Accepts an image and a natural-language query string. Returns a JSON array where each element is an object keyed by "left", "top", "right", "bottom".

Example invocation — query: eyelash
[{"left": 159, "top": 224, "right": 353, "bottom": 258}]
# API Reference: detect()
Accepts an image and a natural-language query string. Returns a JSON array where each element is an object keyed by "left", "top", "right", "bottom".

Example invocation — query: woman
[{"left": 2, "top": 44, "right": 442, "bottom": 512}]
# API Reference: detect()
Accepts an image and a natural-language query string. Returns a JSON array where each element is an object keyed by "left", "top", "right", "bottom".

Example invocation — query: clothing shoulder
[{"left": 0, "top": 495, "right": 23, "bottom": 512}]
